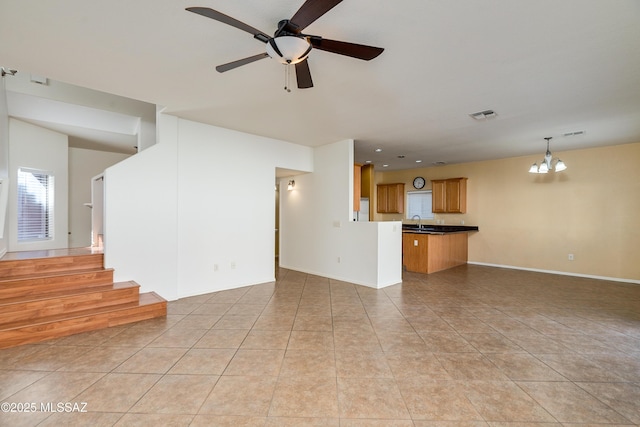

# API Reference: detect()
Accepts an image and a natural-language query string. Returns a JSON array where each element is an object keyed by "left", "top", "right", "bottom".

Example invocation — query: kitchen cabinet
[
  {"left": 402, "top": 233, "right": 429, "bottom": 273},
  {"left": 431, "top": 177, "right": 467, "bottom": 213},
  {"left": 377, "top": 183, "right": 404, "bottom": 214},
  {"left": 402, "top": 231, "right": 469, "bottom": 273}
]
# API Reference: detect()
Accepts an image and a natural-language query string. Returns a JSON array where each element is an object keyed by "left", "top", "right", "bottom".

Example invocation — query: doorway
[{"left": 90, "top": 174, "right": 104, "bottom": 248}]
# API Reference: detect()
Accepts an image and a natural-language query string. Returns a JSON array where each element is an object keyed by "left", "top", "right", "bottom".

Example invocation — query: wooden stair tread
[
  {"left": 0, "top": 292, "right": 165, "bottom": 331},
  {"left": 0, "top": 281, "right": 139, "bottom": 306},
  {"left": 0, "top": 267, "right": 113, "bottom": 283},
  {"left": 0, "top": 253, "right": 105, "bottom": 278}
]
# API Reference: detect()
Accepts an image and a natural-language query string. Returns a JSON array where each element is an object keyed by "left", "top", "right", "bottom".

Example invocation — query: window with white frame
[
  {"left": 406, "top": 190, "right": 434, "bottom": 220},
  {"left": 17, "top": 168, "right": 54, "bottom": 241}
]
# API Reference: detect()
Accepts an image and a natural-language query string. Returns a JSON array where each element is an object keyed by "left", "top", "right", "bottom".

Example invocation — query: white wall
[
  {"left": 68, "top": 147, "right": 129, "bottom": 248},
  {"left": 105, "top": 115, "right": 314, "bottom": 301},
  {"left": 0, "top": 78, "right": 9, "bottom": 255},
  {"left": 279, "top": 139, "right": 403, "bottom": 289},
  {"left": 105, "top": 114, "right": 179, "bottom": 299},
  {"left": 8, "top": 119, "right": 69, "bottom": 251}
]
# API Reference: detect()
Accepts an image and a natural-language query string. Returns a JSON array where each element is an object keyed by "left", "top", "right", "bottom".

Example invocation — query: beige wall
[
  {"left": 68, "top": 147, "right": 130, "bottom": 248},
  {"left": 375, "top": 141, "right": 640, "bottom": 282}
]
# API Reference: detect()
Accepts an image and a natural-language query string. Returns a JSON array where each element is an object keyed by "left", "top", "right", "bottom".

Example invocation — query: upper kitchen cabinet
[
  {"left": 377, "top": 183, "right": 405, "bottom": 214},
  {"left": 432, "top": 178, "right": 467, "bottom": 213}
]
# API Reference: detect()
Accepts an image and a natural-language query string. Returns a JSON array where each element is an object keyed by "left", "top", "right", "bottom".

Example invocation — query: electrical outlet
[
  {"left": 568, "top": 254, "right": 574, "bottom": 261},
  {"left": 337, "top": 256, "right": 341, "bottom": 263}
]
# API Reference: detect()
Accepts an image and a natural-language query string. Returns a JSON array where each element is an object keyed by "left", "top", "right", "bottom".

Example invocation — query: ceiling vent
[
  {"left": 563, "top": 130, "right": 585, "bottom": 137},
  {"left": 469, "top": 110, "right": 497, "bottom": 121},
  {"left": 30, "top": 74, "right": 48, "bottom": 85}
]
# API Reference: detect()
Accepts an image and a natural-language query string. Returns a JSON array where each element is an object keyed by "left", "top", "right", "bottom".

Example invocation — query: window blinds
[
  {"left": 17, "top": 168, "right": 54, "bottom": 241},
  {"left": 406, "top": 190, "right": 434, "bottom": 220}
]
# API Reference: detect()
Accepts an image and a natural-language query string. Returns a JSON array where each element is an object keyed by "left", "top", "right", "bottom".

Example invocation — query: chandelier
[{"left": 528, "top": 137, "right": 567, "bottom": 173}]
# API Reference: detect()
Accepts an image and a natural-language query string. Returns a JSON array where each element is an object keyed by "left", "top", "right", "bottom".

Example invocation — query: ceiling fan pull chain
[{"left": 284, "top": 64, "right": 292, "bottom": 92}]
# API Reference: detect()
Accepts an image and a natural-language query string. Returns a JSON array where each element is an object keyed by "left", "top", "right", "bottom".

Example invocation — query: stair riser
[
  {"left": 0, "top": 300, "right": 167, "bottom": 349},
  {"left": 0, "top": 254, "right": 104, "bottom": 278},
  {"left": 108, "top": 300, "right": 168, "bottom": 327},
  {"left": 0, "top": 287, "right": 140, "bottom": 325},
  {"left": 0, "top": 270, "right": 114, "bottom": 299}
]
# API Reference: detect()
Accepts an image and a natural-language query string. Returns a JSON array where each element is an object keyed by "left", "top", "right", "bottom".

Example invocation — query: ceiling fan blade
[
  {"left": 186, "top": 7, "right": 271, "bottom": 42},
  {"left": 309, "top": 37, "right": 384, "bottom": 60},
  {"left": 216, "top": 53, "right": 269, "bottom": 73},
  {"left": 287, "top": 0, "right": 343, "bottom": 33},
  {"left": 295, "top": 59, "right": 314, "bottom": 89}
]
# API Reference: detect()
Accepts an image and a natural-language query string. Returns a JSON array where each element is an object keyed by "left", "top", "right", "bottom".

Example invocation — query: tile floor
[{"left": 1, "top": 265, "right": 640, "bottom": 426}]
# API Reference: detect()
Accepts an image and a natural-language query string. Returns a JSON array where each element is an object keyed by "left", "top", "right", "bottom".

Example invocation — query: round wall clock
[{"left": 413, "top": 176, "right": 425, "bottom": 189}]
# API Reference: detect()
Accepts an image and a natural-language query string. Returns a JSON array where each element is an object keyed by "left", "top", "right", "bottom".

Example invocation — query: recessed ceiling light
[
  {"left": 365, "top": 160, "right": 372, "bottom": 163},
  {"left": 382, "top": 164, "right": 389, "bottom": 167},
  {"left": 433, "top": 161, "right": 447, "bottom": 166},
  {"left": 415, "top": 160, "right": 422, "bottom": 163},
  {"left": 469, "top": 110, "right": 497, "bottom": 121},
  {"left": 374, "top": 148, "right": 382, "bottom": 152},
  {"left": 397, "top": 155, "right": 405, "bottom": 159}
]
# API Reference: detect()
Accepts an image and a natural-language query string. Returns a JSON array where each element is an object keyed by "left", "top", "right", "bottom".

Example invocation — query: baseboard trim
[
  {"left": 468, "top": 261, "right": 640, "bottom": 285},
  {"left": 0, "top": 248, "right": 6, "bottom": 259}
]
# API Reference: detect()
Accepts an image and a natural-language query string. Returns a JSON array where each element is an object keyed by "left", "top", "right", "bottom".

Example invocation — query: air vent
[
  {"left": 469, "top": 110, "right": 497, "bottom": 121},
  {"left": 30, "top": 74, "right": 48, "bottom": 85},
  {"left": 563, "top": 130, "right": 585, "bottom": 137},
  {"left": 433, "top": 161, "right": 447, "bottom": 166}
]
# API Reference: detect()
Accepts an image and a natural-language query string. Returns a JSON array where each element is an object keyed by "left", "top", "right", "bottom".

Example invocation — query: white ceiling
[{"left": 1, "top": 0, "right": 639, "bottom": 170}]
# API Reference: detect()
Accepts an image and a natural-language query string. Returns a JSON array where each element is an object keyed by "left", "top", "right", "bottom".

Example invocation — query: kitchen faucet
[{"left": 411, "top": 214, "right": 421, "bottom": 228}]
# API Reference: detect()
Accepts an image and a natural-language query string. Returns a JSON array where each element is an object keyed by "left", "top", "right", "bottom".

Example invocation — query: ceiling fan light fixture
[{"left": 267, "top": 36, "right": 312, "bottom": 65}]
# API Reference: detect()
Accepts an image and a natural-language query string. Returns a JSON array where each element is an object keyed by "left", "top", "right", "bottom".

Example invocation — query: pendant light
[{"left": 528, "top": 137, "right": 567, "bottom": 174}]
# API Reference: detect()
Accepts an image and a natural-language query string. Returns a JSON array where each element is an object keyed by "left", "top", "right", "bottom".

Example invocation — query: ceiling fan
[{"left": 186, "top": 0, "right": 384, "bottom": 89}]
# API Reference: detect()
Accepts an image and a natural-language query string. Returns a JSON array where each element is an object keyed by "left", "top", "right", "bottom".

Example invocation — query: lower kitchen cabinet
[
  {"left": 402, "top": 232, "right": 469, "bottom": 274},
  {"left": 402, "top": 233, "right": 429, "bottom": 273}
]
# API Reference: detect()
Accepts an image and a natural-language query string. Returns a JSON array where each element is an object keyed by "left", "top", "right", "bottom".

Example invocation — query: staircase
[{"left": 0, "top": 249, "right": 166, "bottom": 349}]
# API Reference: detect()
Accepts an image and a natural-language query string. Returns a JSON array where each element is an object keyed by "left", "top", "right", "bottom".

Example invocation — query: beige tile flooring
[{"left": 1, "top": 265, "right": 640, "bottom": 426}]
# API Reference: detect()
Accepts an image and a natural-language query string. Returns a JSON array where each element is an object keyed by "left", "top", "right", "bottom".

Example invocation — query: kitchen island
[{"left": 402, "top": 225, "right": 478, "bottom": 274}]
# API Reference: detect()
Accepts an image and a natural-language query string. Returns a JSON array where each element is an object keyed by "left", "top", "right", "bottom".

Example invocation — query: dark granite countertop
[{"left": 402, "top": 224, "right": 479, "bottom": 235}]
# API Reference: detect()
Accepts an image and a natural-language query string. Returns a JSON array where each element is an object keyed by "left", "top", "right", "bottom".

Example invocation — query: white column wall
[
  {"left": 279, "top": 139, "right": 402, "bottom": 288},
  {"left": 175, "top": 119, "right": 313, "bottom": 298}
]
